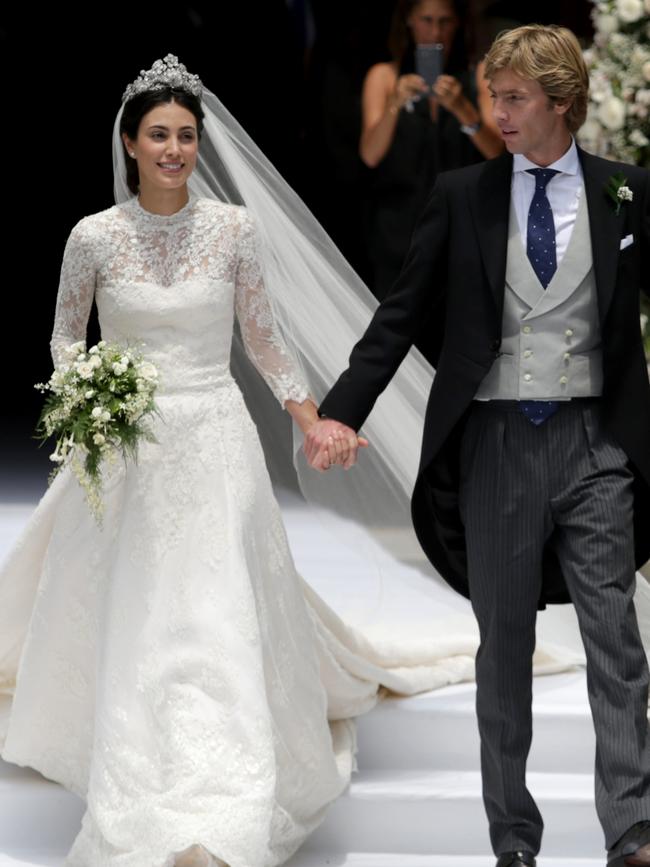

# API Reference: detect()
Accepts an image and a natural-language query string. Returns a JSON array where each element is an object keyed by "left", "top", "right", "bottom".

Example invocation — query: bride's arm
[
  {"left": 233, "top": 209, "right": 317, "bottom": 434},
  {"left": 233, "top": 209, "right": 363, "bottom": 468},
  {"left": 50, "top": 219, "right": 97, "bottom": 368}
]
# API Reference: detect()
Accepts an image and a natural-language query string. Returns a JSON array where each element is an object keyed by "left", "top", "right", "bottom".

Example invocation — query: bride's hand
[{"left": 304, "top": 419, "right": 369, "bottom": 472}]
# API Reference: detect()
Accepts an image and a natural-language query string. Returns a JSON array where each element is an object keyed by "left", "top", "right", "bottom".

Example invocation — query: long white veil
[{"left": 112, "top": 81, "right": 438, "bottom": 585}]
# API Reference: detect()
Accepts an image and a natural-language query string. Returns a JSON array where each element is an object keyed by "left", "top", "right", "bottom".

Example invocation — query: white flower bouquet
[
  {"left": 34, "top": 339, "right": 161, "bottom": 524},
  {"left": 580, "top": 0, "right": 650, "bottom": 167}
]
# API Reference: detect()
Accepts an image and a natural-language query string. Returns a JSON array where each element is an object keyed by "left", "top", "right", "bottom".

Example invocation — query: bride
[{"left": 0, "top": 54, "right": 484, "bottom": 867}]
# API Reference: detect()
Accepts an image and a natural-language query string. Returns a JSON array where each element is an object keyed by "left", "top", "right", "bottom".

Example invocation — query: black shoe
[
  {"left": 607, "top": 820, "right": 650, "bottom": 865},
  {"left": 496, "top": 851, "right": 537, "bottom": 867}
]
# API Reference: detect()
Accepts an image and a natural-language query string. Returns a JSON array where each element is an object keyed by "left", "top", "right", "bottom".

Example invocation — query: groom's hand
[{"left": 304, "top": 419, "right": 368, "bottom": 471}]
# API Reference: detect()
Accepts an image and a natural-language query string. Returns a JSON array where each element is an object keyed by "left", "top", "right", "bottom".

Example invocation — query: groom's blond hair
[{"left": 484, "top": 24, "right": 589, "bottom": 134}]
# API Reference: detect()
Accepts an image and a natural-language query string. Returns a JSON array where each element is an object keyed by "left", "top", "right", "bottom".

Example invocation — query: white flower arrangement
[
  {"left": 34, "top": 339, "right": 161, "bottom": 525},
  {"left": 582, "top": 1, "right": 650, "bottom": 364},
  {"left": 579, "top": 0, "right": 650, "bottom": 167}
]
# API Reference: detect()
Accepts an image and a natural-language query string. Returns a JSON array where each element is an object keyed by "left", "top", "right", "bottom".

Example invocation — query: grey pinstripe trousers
[{"left": 459, "top": 399, "right": 650, "bottom": 856}]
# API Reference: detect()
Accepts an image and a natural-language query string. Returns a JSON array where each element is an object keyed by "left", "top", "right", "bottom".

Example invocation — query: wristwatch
[{"left": 460, "top": 120, "right": 481, "bottom": 136}]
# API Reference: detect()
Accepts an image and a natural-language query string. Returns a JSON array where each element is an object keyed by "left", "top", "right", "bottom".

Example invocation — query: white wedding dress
[{"left": 0, "top": 191, "right": 488, "bottom": 867}]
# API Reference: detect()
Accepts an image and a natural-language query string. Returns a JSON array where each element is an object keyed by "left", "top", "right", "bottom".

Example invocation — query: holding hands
[
  {"left": 283, "top": 398, "right": 368, "bottom": 473},
  {"left": 304, "top": 419, "right": 369, "bottom": 472}
]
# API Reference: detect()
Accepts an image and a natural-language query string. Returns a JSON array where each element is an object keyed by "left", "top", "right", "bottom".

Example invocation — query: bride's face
[{"left": 123, "top": 100, "right": 199, "bottom": 193}]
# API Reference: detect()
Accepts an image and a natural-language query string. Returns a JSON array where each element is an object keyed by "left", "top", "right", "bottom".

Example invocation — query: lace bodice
[{"left": 50, "top": 191, "right": 310, "bottom": 405}]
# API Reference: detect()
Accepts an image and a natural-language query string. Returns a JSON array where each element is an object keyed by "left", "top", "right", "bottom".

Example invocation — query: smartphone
[{"left": 415, "top": 43, "right": 444, "bottom": 91}]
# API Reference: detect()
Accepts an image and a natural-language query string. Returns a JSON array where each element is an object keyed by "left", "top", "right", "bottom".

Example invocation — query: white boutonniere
[{"left": 606, "top": 172, "right": 634, "bottom": 215}]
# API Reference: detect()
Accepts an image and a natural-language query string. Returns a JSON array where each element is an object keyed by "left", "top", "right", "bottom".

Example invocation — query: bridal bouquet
[{"left": 35, "top": 340, "right": 160, "bottom": 525}]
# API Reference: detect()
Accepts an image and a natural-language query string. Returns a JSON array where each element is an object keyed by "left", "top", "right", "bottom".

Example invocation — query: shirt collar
[{"left": 513, "top": 135, "right": 579, "bottom": 177}]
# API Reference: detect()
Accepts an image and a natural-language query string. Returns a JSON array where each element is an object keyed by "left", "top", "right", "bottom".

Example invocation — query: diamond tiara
[{"left": 121, "top": 54, "right": 203, "bottom": 104}]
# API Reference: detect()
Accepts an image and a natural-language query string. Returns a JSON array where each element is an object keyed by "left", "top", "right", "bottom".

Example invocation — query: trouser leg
[
  {"left": 459, "top": 406, "right": 548, "bottom": 855},
  {"left": 548, "top": 404, "right": 650, "bottom": 849}
]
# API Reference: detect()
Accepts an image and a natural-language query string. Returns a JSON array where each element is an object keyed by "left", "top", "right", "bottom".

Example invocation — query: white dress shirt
[{"left": 512, "top": 136, "right": 583, "bottom": 266}]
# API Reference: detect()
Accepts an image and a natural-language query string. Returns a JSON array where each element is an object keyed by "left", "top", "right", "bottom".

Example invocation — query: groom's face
[{"left": 489, "top": 69, "right": 571, "bottom": 165}]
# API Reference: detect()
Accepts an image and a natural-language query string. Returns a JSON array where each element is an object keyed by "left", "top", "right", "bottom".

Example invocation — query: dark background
[{"left": 2, "top": 1, "right": 593, "bottom": 498}]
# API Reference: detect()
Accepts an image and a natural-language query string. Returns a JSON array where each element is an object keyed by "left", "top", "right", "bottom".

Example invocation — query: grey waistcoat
[{"left": 475, "top": 184, "right": 603, "bottom": 401}]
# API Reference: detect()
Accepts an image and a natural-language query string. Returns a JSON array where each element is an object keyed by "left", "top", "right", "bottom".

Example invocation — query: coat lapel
[
  {"left": 468, "top": 152, "right": 513, "bottom": 318},
  {"left": 504, "top": 199, "right": 544, "bottom": 311},
  {"left": 578, "top": 146, "right": 625, "bottom": 323}
]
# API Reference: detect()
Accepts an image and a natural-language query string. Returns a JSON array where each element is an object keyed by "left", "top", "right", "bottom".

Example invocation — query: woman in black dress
[{"left": 360, "top": 0, "right": 504, "bottom": 300}]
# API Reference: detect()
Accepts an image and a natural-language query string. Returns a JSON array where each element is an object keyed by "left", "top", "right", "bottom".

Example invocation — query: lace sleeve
[
  {"left": 50, "top": 219, "right": 97, "bottom": 369},
  {"left": 234, "top": 209, "right": 310, "bottom": 406}
]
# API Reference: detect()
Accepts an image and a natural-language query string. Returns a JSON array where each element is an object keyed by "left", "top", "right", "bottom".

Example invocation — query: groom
[{"left": 306, "top": 24, "right": 650, "bottom": 867}]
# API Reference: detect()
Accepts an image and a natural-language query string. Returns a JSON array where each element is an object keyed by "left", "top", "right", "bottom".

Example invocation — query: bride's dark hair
[{"left": 120, "top": 87, "right": 205, "bottom": 195}]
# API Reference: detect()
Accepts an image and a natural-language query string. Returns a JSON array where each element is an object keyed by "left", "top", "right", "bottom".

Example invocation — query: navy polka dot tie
[
  {"left": 526, "top": 167, "right": 559, "bottom": 289},
  {"left": 519, "top": 399, "right": 559, "bottom": 425},
  {"left": 520, "top": 168, "right": 561, "bottom": 426}
]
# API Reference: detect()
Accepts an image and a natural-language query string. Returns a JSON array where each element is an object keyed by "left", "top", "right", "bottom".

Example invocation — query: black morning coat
[{"left": 318, "top": 147, "right": 650, "bottom": 609}]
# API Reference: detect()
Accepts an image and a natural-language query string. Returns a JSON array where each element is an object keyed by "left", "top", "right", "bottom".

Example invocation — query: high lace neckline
[{"left": 130, "top": 191, "right": 197, "bottom": 223}]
